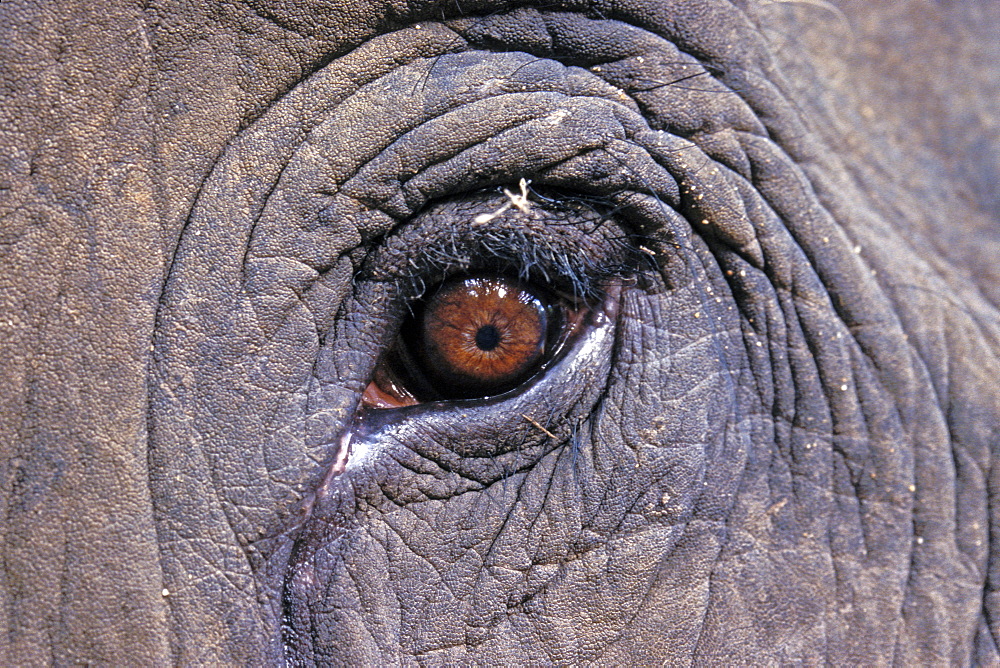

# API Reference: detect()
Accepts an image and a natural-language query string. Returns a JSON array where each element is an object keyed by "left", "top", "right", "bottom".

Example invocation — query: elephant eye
[{"left": 362, "top": 275, "right": 585, "bottom": 406}]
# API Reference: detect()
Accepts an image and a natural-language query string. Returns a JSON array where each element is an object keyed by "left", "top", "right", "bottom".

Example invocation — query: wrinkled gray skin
[{"left": 2, "top": 0, "right": 1000, "bottom": 664}]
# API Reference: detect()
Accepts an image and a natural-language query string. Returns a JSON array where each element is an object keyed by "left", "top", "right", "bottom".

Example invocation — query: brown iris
[
  {"left": 418, "top": 277, "right": 549, "bottom": 395},
  {"left": 363, "top": 276, "right": 560, "bottom": 406}
]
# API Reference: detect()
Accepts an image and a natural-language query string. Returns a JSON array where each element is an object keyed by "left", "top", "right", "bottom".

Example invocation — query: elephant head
[{"left": 2, "top": 0, "right": 999, "bottom": 664}]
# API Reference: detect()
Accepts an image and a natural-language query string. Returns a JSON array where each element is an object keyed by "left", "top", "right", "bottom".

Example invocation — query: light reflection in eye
[{"left": 362, "top": 275, "right": 587, "bottom": 406}]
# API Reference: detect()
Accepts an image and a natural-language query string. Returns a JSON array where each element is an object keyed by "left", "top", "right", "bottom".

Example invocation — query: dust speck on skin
[
  {"left": 294, "top": 564, "right": 319, "bottom": 589},
  {"left": 544, "top": 109, "right": 570, "bottom": 125},
  {"left": 473, "top": 178, "right": 532, "bottom": 225},
  {"left": 766, "top": 498, "right": 788, "bottom": 515},
  {"left": 522, "top": 413, "right": 556, "bottom": 438}
]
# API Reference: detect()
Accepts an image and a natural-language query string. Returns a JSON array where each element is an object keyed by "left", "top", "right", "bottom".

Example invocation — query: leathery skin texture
[{"left": 1, "top": 0, "right": 999, "bottom": 665}]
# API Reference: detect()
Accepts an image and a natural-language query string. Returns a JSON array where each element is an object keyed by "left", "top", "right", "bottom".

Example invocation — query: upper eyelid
[{"left": 356, "top": 193, "right": 639, "bottom": 303}]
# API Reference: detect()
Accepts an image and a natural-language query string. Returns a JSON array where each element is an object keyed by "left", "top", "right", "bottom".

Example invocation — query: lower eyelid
[{"left": 362, "top": 365, "right": 419, "bottom": 409}]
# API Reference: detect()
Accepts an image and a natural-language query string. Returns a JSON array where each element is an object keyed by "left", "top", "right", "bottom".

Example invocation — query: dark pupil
[{"left": 474, "top": 324, "right": 502, "bottom": 351}]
